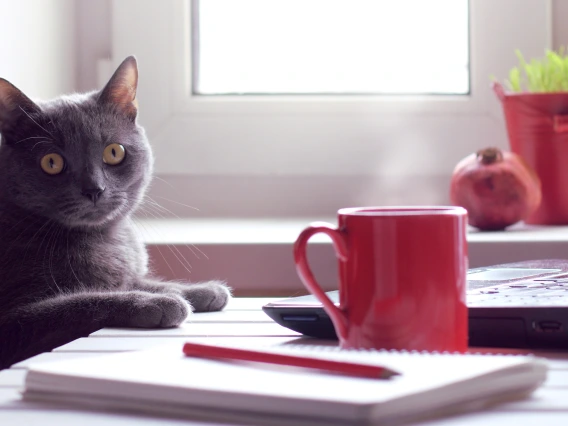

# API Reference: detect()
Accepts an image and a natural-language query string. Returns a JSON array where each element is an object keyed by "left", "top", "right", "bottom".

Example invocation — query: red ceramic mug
[{"left": 294, "top": 206, "right": 468, "bottom": 352}]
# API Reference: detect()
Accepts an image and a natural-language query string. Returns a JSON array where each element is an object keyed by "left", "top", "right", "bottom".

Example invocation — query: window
[
  {"left": 111, "top": 0, "right": 551, "bottom": 218},
  {"left": 195, "top": 0, "right": 469, "bottom": 95}
]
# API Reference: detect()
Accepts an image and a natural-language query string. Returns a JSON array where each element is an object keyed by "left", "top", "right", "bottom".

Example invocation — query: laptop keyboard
[
  {"left": 300, "top": 271, "right": 568, "bottom": 308},
  {"left": 468, "top": 277, "right": 568, "bottom": 307}
]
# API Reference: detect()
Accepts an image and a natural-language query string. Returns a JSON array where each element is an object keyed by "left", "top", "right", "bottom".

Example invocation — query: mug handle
[{"left": 293, "top": 222, "right": 349, "bottom": 341}]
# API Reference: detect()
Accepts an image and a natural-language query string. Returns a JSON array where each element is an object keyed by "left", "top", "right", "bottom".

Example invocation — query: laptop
[{"left": 263, "top": 259, "right": 568, "bottom": 349}]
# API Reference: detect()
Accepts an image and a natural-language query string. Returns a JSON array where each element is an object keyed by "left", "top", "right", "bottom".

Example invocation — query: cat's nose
[{"left": 81, "top": 186, "right": 105, "bottom": 205}]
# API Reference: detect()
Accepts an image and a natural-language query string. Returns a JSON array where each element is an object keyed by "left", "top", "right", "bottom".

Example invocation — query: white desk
[{"left": 2, "top": 298, "right": 568, "bottom": 425}]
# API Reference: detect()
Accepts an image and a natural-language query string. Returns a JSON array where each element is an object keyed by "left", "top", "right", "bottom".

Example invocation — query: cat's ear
[
  {"left": 98, "top": 56, "right": 139, "bottom": 120},
  {"left": 0, "top": 78, "right": 41, "bottom": 133}
]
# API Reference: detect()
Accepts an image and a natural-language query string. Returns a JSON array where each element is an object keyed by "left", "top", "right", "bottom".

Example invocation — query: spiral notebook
[{"left": 22, "top": 341, "right": 547, "bottom": 425}]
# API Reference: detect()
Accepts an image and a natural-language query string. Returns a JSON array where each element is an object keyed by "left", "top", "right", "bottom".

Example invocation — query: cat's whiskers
[
  {"left": 66, "top": 230, "right": 84, "bottom": 287},
  {"left": 142, "top": 203, "right": 201, "bottom": 263},
  {"left": 36, "top": 221, "right": 56, "bottom": 257},
  {"left": 143, "top": 196, "right": 209, "bottom": 261},
  {"left": 58, "top": 199, "right": 80, "bottom": 210},
  {"left": 18, "top": 106, "right": 56, "bottom": 140},
  {"left": 147, "top": 210, "right": 194, "bottom": 272},
  {"left": 47, "top": 223, "right": 64, "bottom": 294},
  {"left": 147, "top": 194, "right": 200, "bottom": 211},
  {"left": 135, "top": 207, "right": 194, "bottom": 275},
  {"left": 20, "top": 218, "right": 53, "bottom": 264},
  {"left": 37, "top": 221, "right": 58, "bottom": 292},
  {"left": 40, "top": 222, "right": 60, "bottom": 293},
  {"left": 2, "top": 211, "right": 40, "bottom": 241},
  {"left": 101, "top": 192, "right": 130, "bottom": 224},
  {"left": 127, "top": 216, "right": 177, "bottom": 278},
  {"left": 0, "top": 215, "right": 43, "bottom": 269},
  {"left": 152, "top": 175, "right": 177, "bottom": 190},
  {"left": 30, "top": 140, "right": 53, "bottom": 151},
  {"left": 13, "top": 135, "right": 54, "bottom": 145}
]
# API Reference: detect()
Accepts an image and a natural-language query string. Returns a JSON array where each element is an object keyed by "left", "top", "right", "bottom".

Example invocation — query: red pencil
[{"left": 182, "top": 342, "right": 400, "bottom": 379}]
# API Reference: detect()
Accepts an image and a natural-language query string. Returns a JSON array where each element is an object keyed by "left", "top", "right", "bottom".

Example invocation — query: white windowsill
[
  {"left": 135, "top": 218, "right": 568, "bottom": 296},
  {"left": 135, "top": 218, "right": 336, "bottom": 245}
]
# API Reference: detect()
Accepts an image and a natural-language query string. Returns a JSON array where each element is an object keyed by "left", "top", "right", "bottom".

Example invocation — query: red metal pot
[{"left": 494, "top": 82, "right": 568, "bottom": 224}]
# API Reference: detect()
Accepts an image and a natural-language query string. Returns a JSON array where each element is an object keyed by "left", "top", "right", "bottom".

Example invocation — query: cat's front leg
[
  {"left": 0, "top": 290, "right": 189, "bottom": 369},
  {"left": 132, "top": 279, "right": 231, "bottom": 313}
]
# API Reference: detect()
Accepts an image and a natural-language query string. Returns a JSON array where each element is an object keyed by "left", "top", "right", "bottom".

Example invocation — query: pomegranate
[{"left": 450, "top": 147, "right": 541, "bottom": 230}]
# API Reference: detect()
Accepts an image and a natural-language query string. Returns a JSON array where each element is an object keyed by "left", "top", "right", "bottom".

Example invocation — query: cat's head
[{"left": 0, "top": 56, "right": 153, "bottom": 228}]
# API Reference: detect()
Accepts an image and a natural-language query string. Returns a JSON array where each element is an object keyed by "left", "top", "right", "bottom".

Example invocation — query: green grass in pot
[{"left": 504, "top": 47, "right": 568, "bottom": 93}]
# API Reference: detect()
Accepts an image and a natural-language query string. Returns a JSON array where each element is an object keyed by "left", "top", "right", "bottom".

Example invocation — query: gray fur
[{"left": 0, "top": 57, "right": 230, "bottom": 369}]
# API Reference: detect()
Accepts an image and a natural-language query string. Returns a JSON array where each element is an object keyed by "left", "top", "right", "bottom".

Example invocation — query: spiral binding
[{"left": 258, "top": 343, "right": 533, "bottom": 359}]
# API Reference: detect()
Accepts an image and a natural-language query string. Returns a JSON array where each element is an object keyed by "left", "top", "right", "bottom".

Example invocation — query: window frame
[{"left": 111, "top": 0, "right": 552, "bottom": 216}]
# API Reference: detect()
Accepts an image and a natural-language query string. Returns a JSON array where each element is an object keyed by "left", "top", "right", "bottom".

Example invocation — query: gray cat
[{"left": 0, "top": 57, "right": 230, "bottom": 369}]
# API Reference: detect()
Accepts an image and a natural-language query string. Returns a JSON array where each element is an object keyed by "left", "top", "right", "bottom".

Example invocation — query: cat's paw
[
  {"left": 180, "top": 281, "right": 232, "bottom": 312},
  {"left": 119, "top": 292, "right": 190, "bottom": 328}
]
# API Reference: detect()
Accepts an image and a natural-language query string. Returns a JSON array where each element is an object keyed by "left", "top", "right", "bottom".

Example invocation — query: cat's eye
[
  {"left": 40, "top": 153, "right": 65, "bottom": 175},
  {"left": 103, "top": 143, "right": 126, "bottom": 165}
]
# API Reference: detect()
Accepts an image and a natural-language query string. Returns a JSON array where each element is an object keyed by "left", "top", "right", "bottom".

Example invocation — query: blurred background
[
  {"left": 2, "top": 0, "right": 568, "bottom": 293},
  {"left": 0, "top": 0, "right": 567, "bottom": 221}
]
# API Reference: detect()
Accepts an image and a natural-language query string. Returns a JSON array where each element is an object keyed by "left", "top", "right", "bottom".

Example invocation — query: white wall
[
  {"left": 75, "top": 0, "right": 111, "bottom": 92},
  {"left": 552, "top": 0, "right": 568, "bottom": 49},
  {"left": 1, "top": 0, "right": 566, "bottom": 112},
  {"left": 0, "top": 0, "right": 76, "bottom": 99}
]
